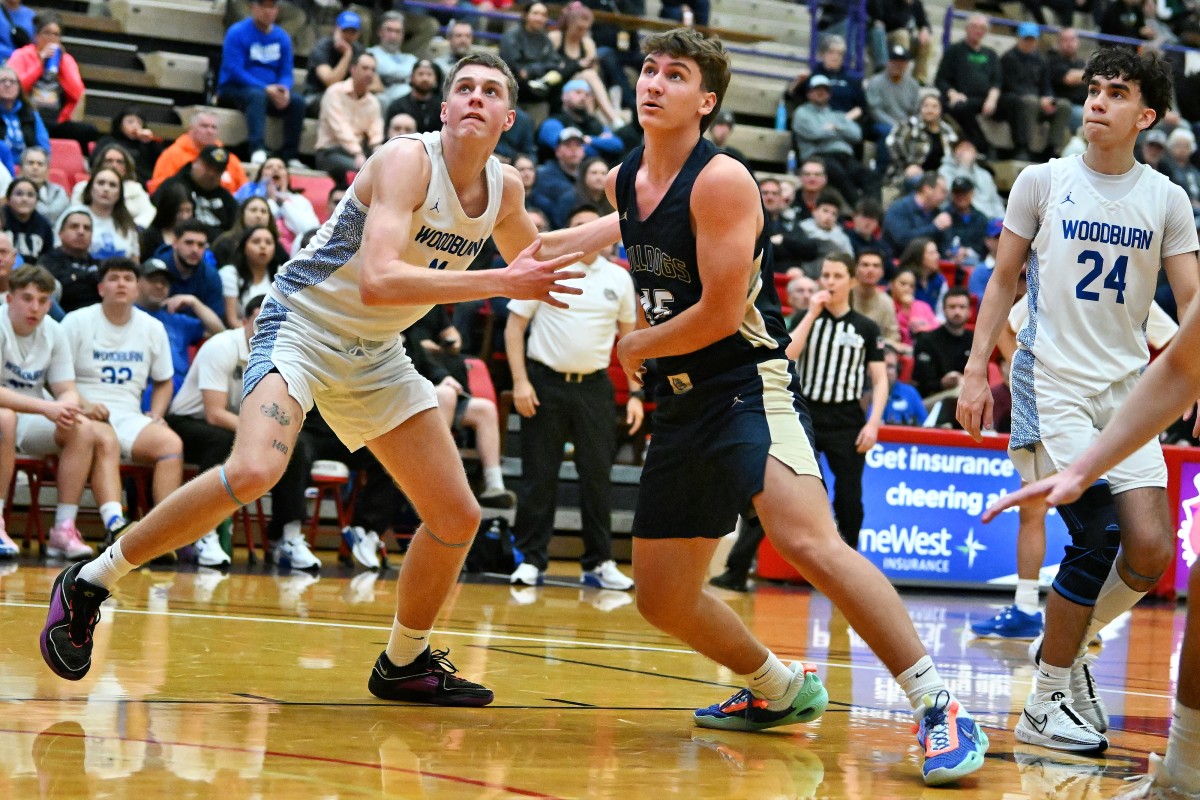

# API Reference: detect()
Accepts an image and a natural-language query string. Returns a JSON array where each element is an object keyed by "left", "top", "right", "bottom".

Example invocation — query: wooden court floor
[{"left": 0, "top": 559, "right": 1186, "bottom": 799}]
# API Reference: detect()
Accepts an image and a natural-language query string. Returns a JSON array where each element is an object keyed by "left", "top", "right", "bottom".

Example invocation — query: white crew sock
[
  {"left": 1015, "top": 579, "right": 1040, "bottom": 615},
  {"left": 386, "top": 619, "right": 432, "bottom": 667},
  {"left": 78, "top": 538, "right": 137, "bottom": 591},
  {"left": 1033, "top": 660, "right": 1072, "bottom": 703},
  {"left": 741, "top": 651, "right": 792, "bottom": 703},
  {"left": 898, "top": 656, "right": 946, "bottom": 711},
  {"left": 1162, "top": 702, "right": 1200, "bottom": 793},
  {"left": 483, "top": 466, "right": 505, "bottom": 492},
  {"left": 99, "top": 502, "right": 125, "bottom": 531},
  {"left": 282, "top": 520, "right": 302, "bottom": 541}
]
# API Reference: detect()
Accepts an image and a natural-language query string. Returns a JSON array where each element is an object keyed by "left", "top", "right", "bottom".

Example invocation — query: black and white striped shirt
[{"left": 798, "top": 309, "right": 883, "bottom": 404}]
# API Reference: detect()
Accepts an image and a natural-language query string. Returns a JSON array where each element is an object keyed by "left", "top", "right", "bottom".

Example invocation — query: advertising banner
[
  {"left": 856, "top": 433, "right": 1071, "bottom": 588},
  {"left": 1175, "top": 461, "right": 1200, "bottom": 597}
]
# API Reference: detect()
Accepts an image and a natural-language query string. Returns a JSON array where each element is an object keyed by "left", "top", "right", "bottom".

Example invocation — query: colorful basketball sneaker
[
  {"left": 971, "top": 604, "right": 1044, "bottom": 639},
  {"left": 694, "top": 662, "right": 828, "bottom": 732},
  {"left": 368, "top": 648, "right": 494, "bottom": 707},
  {"left": 39, "top": 561, "right": 109, "bottom": 681},
  {"left": 915, "top": 690, "right": 989, "bottom": 785}
]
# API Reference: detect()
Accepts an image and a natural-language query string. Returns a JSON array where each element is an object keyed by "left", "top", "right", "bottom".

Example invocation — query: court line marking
[
  {"left": 1, "top": 600, "right": 1175, "bottom": 702},
  {"left": 0, "top": 725, "right": 563, "bottom": 798}
]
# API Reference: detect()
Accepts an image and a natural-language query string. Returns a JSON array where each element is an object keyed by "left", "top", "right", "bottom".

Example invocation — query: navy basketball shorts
[{"left": 632, "top": 358, "right": 822, "bottom": 539}]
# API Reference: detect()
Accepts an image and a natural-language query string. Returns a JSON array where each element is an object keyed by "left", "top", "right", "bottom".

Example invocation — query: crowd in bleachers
[{"left": 1, "top": 0, "right": 1200, "bottom": 571}]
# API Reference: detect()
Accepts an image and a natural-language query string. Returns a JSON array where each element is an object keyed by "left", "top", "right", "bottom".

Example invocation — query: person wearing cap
[
  {"left": 792, "top": 73, "right": 876, "bottom": 206},
  {"left": 152, "top": 146, "right": 238, "bottom": 242},
  {"left": 536, "top": 78, "right": 623, "bottom": 162},
  {"left": 942, "top": 175, "right": 988, "bottom": 263},
  {"left": 799, "top": 34, "right": 889, "bottom": 176},
  {"left": 148, "top": 110, "right": 248, "bottom": 195},
  {"left": 315, "top": 51, "right": 384, "bottom": 182},
  {"left": 1000, "top": 23, "right": 1071, "bottom": 161},
  {"left": 966, "top": 217, "right": 1003, "bottom": 300},
  {"left": 935, "top": 13, "right": 1001, "bottom": 156},
  {"left": 939, "top": 138, "right": 1006, "bottom": 220},
  {"left": 383, "top": 59, "right": 442, "bottom": 134},
  {"left": 532, "top": 126, "right": 586, "bottom": 228},
  {"left": 36, "top": 208, "right": 99, "bottom": 313},
  {"left": 136, "top": 256, "right": 225, "bottom": 395},
  {"left": 865, "top": 44, "right": 921, "bottom": 133},
  {"left": 871, "top": 0, "right": 934, "bottom": 84},
  {"left": 707, "top": 110, "right": 748, "bottom": 168},
  {"left": 303, "top": 9, "right": 366, "bottom": 116},
  {"left": 216, "top": 0, "right": 307, "bottom": 168},
  {"left": 1139, "top": 128, "right": 1170, "bottom": 173}
]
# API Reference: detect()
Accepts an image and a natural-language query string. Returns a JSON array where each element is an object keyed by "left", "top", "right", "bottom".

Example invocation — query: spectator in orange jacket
[
  {"left": 7, "top": 11, "right": 98, "bottom": 151},
  {"left": 148, "top": 110, "right": 248, "bottom": 194}
]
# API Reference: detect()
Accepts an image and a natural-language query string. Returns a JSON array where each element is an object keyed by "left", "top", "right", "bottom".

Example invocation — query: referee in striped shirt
[{"left": 786, "top": 252, "right": 889, "bottom": 549}]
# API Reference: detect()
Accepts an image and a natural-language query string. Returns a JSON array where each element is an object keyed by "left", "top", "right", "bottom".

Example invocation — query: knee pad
[{"left": 1052, "top": 481, "right": 1120, "bottom": 606}]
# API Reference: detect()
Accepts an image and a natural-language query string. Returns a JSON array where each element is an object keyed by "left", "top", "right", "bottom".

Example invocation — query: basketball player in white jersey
[
  {"left": 40, "top": 53, "right": 621, "bottom": 704},
  {"left": 958, "top": 47, "right": 1200, "bottom": 753},
  {"left": 61, "top": 259, "right": 183, "bottom": 512}
]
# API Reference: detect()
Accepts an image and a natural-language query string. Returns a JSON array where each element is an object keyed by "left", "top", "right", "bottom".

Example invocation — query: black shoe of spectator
[{"left": 709, "top": 572, "right": 749, "bottom": 592}]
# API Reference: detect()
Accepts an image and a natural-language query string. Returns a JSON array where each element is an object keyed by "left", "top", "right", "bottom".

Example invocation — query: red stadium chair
[
  {"left": 50, "top": 138, "right": 87, "bottom": 178},
  {"left": 290, "top": 173, "right": 336, "bottom": 223},
  {"left": 48, "top": 167, "right": 71, "bottom": 191}
]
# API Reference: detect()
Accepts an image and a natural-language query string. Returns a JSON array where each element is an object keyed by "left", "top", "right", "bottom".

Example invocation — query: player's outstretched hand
[
  {"left": 982, "top": 469, "right": 1088, "bottom": 523},
  {"left": 506, "top": 238, "right": 585, "bottom": 308},
  {"left": 956, "top": 372, "right": 993, "bottom": 441}
]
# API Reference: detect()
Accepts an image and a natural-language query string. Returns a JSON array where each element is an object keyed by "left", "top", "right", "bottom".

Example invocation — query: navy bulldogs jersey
[{"left": 614, "top": 138, "right": 790, "bottom": 380}]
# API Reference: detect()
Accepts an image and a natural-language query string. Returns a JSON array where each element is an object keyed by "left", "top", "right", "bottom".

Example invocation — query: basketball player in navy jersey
[
  {"left": 606, "top": 29, "right": 987, "bottom": 786},
  {"left": 959, "top": 47, "right": 1200, "bottom": 754},
  {"left": 39, "top": 53, "right": 622, "bottom": 705}
]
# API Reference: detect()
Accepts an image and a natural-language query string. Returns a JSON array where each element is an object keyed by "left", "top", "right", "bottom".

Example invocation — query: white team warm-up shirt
[
  {"left": 270, "top": 131, "right": 505, "bottom": 342},
  {"left": 1005, "top": 155, "right": 1198, "bottom": 395},
  {"left": 0, "top": 309, "right": 73, "bottom": 398},
  {"left": 60, "top": 304, "right": 174, "bottom": 411},
  {"left": 169, "top": 328, "right": 249, "bottom": 419}
]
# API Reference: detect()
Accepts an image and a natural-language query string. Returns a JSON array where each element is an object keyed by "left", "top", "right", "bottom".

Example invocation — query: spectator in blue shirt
[
  {"left": 217, "top": 0, "right": 305, "bottom": 164},
  {"left": 881, "top": 347, "right": 927, "bottom": 425},
  {"left": 881, "top": 171, "right": 950, "bottom": 256},
  {"left": 532, "top": 127, "right": 584, "bottom": 228},
  {"left": 0, "top": 64, "right": 48, "bottom": 162},
  {"left": 136, "top": 258, "right": 226, "bottom": 397},
  {"left": 158, "top": 219, "right": 225, "bottom": 320},
  {"left": 967, "top": 218, "right": 1002, "bottom": 301}
]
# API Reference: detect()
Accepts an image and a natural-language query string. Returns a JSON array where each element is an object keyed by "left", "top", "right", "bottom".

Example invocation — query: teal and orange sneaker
[
  {"left": 694, "top": 662, "right": 828, "bottom": 732},
  {"left": 915, "top": 690, "right": 989, "bottom": 785}
]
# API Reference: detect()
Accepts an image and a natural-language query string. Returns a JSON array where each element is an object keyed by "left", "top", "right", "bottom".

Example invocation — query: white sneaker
[
  {"left": 250, "top": 149, "right": 268, "bottom": 165},
  {"left": 194, "top": 531, "right": 232, "bottom": 568},
  {"left": 1070, "top": 655, "right": 1108, "bottom": 733},
  {"left": 47, "top": 521, "right": 94, "bottom": 560},
  {"left": 581, "top": 559, "right": 633, "bottom": 591},
  {"left": 341, "top": 526, "right": 381, "bottom": 570},
  {"left": 1015, "top": 694, "right": 1108, "bottom": 753},
  {"left": 0, "top": 518, "right": 19, "bottom": 558},
  {"left": 1114, "top": 754, "right": 1200, "bottom": 799},
  {"left": 510, "top": 561, "right": 542, "bottom": 586},
  {"left": 273, "top": 531, "right": 322, "bottom": 571}
]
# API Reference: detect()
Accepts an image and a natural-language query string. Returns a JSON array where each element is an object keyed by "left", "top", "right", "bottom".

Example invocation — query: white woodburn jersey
[
  {"left": 270, "top": 131, "right": 505, "bottom": 342},
  {"left": 1010, "top": 155, "right": 1197, "bottom": 395}
]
